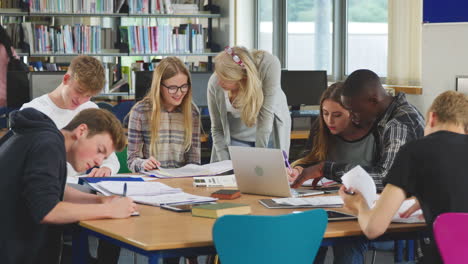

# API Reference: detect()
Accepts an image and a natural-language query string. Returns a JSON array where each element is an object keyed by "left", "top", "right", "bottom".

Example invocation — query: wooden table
[{"left": 73, "top": 178, "right": 426, "bottom": 264}]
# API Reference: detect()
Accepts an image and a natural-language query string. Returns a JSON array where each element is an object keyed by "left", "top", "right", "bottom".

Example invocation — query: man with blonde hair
[
  {"left": 22, "top": 55, "right": 120, "bottom": 178},
  {"left": 0, "top": 108, "right": 136, "bottom": 264},
  {"left": 340, "top": 91, "right": 468, "bottom": 264}
]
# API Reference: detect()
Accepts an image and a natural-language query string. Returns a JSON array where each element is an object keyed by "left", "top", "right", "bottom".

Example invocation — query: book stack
[
  {"left": 129, "top": 0, "right": 203, "bottom": 15},
  {"left": 192, "top": 203, "right": 251, "bottom": 219},
  {"left": 123, "top": 23, "right": 205, "bottom": 54}
]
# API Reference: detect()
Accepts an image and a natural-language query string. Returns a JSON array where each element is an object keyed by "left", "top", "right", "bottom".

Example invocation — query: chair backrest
[
  {"left": 433, "top": 212, "right": 468, "bottom": 263},
  {"left": 212, "top": 209, "right": 328, "bottom": 264},
  {"left": 111, "top": 100, "right": 135, "bottom": 125}
]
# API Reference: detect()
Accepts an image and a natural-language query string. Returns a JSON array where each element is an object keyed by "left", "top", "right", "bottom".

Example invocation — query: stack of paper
[
  {"left": 259, "top": 196, "right": 343, "bottom": 209},
  {"left": 96, "top": 182, "right": 182, "bottom": 196},
  {"left": 88, "top": 181, "right": 217, "bottom": 206},
  {"left": 193, "top": 174, "right": 237, "bottom": 187},
  {"left": 342, "top": 166, "right": 425, "bottom": 224},
  {"left": 144, "top": 160, "right": 233, "bottom": 178}
]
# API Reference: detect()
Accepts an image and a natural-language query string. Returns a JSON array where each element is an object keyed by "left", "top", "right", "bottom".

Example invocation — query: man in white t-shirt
[{"left": 22, "top": 55, "right": 120, "bottom": 179}]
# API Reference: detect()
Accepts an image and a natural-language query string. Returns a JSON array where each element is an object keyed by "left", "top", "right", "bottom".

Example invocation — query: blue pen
[
  {"left": 123, "top": 183, "right": 127, "bottom": 197},
  {"left": 282, "top": 150, "right": 292, "bottom": 170}
]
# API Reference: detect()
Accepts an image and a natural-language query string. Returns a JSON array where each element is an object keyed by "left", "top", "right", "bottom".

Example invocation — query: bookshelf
[{"left": 0, "top": 1, "right": 230, "bottom": 98}]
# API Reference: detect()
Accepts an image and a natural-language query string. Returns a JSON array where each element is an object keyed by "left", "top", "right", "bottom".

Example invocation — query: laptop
[{"left": 229, "top": 146, "right": 324, "bottom": 197}]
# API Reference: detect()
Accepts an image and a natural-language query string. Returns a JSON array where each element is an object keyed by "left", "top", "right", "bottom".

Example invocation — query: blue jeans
[{"left": 314, "top": 239, "right": 394, "bottom": 264}]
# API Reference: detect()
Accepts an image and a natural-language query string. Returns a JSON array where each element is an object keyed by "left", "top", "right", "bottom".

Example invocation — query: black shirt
[
  {"left": 0, "top": 108, "right": 67, "bottom": 264},
  {"left": 385, "top": 130, "right": 468, "bottom": 264}
]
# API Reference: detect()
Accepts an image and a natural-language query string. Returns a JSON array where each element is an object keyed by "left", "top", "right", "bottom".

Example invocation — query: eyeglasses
[
  {"left": 161, "top": 83, "right": 190, "bottom": 94},
  {"left": 225, "top": 47, "right": 245, "bottom": 69}
]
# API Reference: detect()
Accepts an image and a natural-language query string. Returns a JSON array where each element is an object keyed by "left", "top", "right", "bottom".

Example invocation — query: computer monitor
[
  {"left": 134, "top": 71, "right": 212, "bottom": 107},
  {"left": 281, "top": 70, "right": 327, "bottom": 110}
]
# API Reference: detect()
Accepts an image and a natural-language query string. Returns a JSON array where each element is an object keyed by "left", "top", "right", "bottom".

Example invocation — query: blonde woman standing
[
  {"left": 208, "top": 46, "right": 291, "bottom": 162},
  {"left": 127, "top": 57, "right": 200, "bottom": 172}
]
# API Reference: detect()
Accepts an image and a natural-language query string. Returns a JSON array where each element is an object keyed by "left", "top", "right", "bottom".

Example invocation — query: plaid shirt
[
  {"left": 127, "top": 100, "right": 201, "bottom": 172},
  {"left": 323, "top": 93, "right": 425, "bottom": 190}
]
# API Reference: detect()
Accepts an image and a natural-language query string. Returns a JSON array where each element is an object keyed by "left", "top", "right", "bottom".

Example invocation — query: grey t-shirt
[{"left": 327, "top": 133, "right": 375, "bottom": 167}]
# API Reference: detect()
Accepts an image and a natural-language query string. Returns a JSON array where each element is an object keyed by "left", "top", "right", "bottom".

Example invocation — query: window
[
  {"left": 346, "top": 0, "right": 388, "bottom": 75},
  {"left": 258, "top": 0, "right": 273, "bottom": 53},
  {"left": 256, "top": 0, "right": 388, "bottom": 79},
  {"left": 287, "top": 0, "right": 333, "bottom": 71}
]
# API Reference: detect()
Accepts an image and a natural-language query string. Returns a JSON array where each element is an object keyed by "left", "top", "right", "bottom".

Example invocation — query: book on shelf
[
  {"left": 122, "top": 23, "right": 206, "bottom": 55},
  {"left": 128, "top": 0, "right": 202, "bottom": 15},
  {"left": 30, "top": 0, "right": 115, "bottom": 13},
  {"left": 192, "top": 203, "right": 251, "bottom": 219}
]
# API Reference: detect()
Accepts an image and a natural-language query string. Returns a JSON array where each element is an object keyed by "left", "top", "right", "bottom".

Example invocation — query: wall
[{"left": 420, "top": 23, "right": 468, "bottom": 113}]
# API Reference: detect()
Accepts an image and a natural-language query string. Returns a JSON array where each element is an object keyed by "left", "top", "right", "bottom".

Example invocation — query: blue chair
[
  {"left": 111, "top": 100, "right": 135, "bottom": 125},
  {"left": 212, "top": 209, "right": 328, "bottom": 264}
]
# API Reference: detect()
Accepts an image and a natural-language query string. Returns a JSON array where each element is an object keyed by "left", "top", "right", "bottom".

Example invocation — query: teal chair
[{"left": 212, "top": 209, "right": 328, "bottom": 264}]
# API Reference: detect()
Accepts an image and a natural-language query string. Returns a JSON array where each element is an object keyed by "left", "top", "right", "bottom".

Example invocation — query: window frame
[{"left": 254, "top": 0, "right": 387, "bottom": 82}]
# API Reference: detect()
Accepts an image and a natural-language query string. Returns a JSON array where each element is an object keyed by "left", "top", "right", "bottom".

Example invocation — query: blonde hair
[
  {"left": 214, "top": 46, "right": 263, "bottom": 127},
  {"left": 68, "top": 55, "right": 105, "bottom": 94},
  {"left": 63, "top": 108, "right": 127, "bottom": 152},
  {"left": 428, "top": 91, "right": 468, "bottom": 131},
  {"left": 138, "top": 57, "right": 193, "bottom": 157}
]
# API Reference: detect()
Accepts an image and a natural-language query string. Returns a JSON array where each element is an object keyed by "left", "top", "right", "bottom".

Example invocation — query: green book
[{"left": 191, "top": 203, "right": 251, "bottom": 219}]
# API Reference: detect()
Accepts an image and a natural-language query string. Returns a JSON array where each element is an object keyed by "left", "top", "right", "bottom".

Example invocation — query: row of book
[
  {"left": 128, "top": 0, "right": 204, "bottom": 14},
  {"left": 29, "top": 0, "right": 116, "bottom": 13},
  {"left": 22, "top": 23, "right": 103, "bottom": 54},
  {"left": 1, "top": 0, "right": 25, "bottom": 8},
  {"left": 122, "top": 23, "right": 206, "bottom": 55}
]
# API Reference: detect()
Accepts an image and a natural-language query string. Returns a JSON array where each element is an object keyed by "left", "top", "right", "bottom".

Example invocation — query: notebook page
[{"left": 96, "top": 181, "right": 182, "bottom": 196}]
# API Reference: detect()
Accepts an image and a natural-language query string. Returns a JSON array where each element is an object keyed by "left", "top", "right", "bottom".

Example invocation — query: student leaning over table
[
  {"left": 207, "top": 46, "right": 291, "bottom": 161},
  {"left": 0, "top": 108, "right": 136, "bottom": 264},
  {"left": 290, "top": 82, "right": 375, "bottom": 264},
  {"left": 340, "top": 91, "right": 468, "bottom": 264},
  {"left": 21, "top": 55, "right": 120, "bottom": 178},
  {"left": 126, "top": 57, "right": 201, "bottom": 264}
]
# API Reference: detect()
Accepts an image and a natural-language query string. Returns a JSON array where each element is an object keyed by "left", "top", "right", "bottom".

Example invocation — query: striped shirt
[
  {"left": 323, "top": 93, "right": 425, "bottom": 190},
  {"left": 127, "top": 100, "right": 201, "bottom": 172}
]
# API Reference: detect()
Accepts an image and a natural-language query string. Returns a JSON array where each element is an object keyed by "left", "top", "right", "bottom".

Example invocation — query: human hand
[
  {"left": 143, "top": 156, "right": 161, "bottom": 171},
  {"left": 100, "top": 195, "right": 120, "bottom": 204},
  {"left": 291, "top": 162, "right": 324, "bottom": 188},
  {"left": 338, "top": 185, "right": 365, "bottom": 215},
  {"left": 88, "top": 166, "right": 112, "bottom": 177},
  {"left": 108, "top": 197, "right": 137, "bottom": 219},
  {"left": 399, "top": 199, "right": 421, "bottom": 218},
  {"left": 287, "top": 166, "right": 303, "bottom": 183}
]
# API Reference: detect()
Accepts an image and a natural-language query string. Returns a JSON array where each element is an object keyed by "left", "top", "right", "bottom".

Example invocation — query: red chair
[{"left": 433, "top": 213, "right": 468, "bottom": 263}]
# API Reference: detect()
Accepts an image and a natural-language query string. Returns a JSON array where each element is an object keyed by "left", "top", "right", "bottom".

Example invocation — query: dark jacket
[{"left": 0, "top": 108, "right": 67, "bottom": 264}]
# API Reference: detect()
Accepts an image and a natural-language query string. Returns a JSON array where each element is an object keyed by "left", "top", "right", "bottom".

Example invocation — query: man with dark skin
[{"left": 290, "top": 69, "right": 424, "bottom": 191}]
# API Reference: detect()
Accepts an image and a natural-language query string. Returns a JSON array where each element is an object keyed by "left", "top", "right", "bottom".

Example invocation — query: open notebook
[
  {"left": 142, "top": 160, "right": 233, "bottom": 178},
  {"left": 89, "top": 181, "right": 217, "bottom": 206}
]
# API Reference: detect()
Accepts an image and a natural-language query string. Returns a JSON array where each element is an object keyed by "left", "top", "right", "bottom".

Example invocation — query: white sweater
[{"left": 21, "top": 94, "right": 120, "bottom": 178}]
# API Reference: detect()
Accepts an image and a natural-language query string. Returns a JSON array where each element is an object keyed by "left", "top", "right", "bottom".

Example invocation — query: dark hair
[
  {"left": 292, "top": 82, "right": 345, "bottom": 166},
  {"left": 342, "top": 69, "right": 382, "bottom": 97},
  {"left": 0, "top": 26, "right": 13, "bottom": 51}
]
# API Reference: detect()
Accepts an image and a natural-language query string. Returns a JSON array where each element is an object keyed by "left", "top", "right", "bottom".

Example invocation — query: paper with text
[
  {"left": 342, "top": 166, "right": 377, "bottom": 208},
  {"left": 272, "top": 195, "right": 343, "bottom": 207},
  {"left": 96, "top": 181, "right": 182, "bottom": 196},
  {"left": 144, "top": 160, "right": 233, "bottom": 178}
]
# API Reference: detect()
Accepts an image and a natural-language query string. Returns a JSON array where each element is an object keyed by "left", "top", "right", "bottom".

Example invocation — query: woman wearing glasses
[
  {"left": 208, "top": 46, "right": 291, "bottom": 161},
  {"left": 127, "top": 57, "right": 200, "bottom": 173}
]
